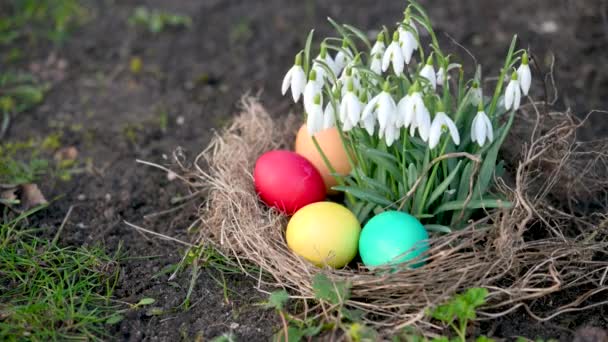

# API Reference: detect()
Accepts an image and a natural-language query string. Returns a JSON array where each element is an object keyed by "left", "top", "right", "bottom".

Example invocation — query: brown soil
[{"left": 4, "top": 0, "right": 607, "bottom": 340}]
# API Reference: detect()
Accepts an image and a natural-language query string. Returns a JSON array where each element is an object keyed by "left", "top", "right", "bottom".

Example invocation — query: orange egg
[{"left": 295, "top": 124, "right": 352, "bottom": 193}]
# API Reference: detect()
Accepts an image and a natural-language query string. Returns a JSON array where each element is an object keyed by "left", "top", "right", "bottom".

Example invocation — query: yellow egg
[
  {"left": 286, "top": 202, "right": 360, "bottom": 268},
  {"left": 295, "top": 124, "right": 352, "bottom": 193}
]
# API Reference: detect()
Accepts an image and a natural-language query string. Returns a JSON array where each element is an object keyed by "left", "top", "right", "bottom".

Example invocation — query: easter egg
[
  {"left": 286, "top": 202, "right": 360, "bottom": 268},
  {"left": 254, "top": 150, "right": 326, "bottom": 215},
  {"left": 358, "top": 211, "right": 429, "bottom": 268},
  {"left": 295, "top": 124, "right": 351, "bottom": 193}
]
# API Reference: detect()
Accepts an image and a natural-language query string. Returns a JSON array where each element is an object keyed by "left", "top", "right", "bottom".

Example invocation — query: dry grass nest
[{"left": 178, "top": 97, "right": 608, "bottom": 334}]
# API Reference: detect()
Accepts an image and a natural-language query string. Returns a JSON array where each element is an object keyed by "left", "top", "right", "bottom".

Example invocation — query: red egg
[{"left": 254, "top": 150, "right": 326, "bottom": 215}]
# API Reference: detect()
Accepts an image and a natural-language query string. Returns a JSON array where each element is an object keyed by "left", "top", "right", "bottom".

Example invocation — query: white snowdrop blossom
[
  {"left": 429, "top": 112, "right": 460, "bottom": 149},
  {"left": 322, "top": 102, "right": 336, "bottom": 130},
  {"left": 303, "top": 70, "right": 322, "bottom": 116},
  {"left": 281, "top": 53, "right": 306, "bottom": 103},
  {"left": 398, "top": 21, "right": 418, "bottom": 64},
  {"left": 470, "top": 82, "right": 482, "bottom": 106},
  {"left": 397, "top": 88, "right": 430, "bottom": 141},
  {"left": 471, "top": 110, "right": 494, "bottom": 147},
  {"left": 382, "top": 31, "right": 405, "bottom": 75},
  {"left": 362, "top": 87, "right": 397, "bottom": 144},
  {"left": 334, "top": 42, "right": 352, "bottom": 76},
  {"left": 504, "top": 72, "right": 521, "bottom": 111},
  {"left": 306, "top": 94, "right": 325, "bottom": 136},
  {"left": 517, "top": 52, "right": 531, "bottom": 96},
  {"left": 339, "top": 81, "right": 363, "bottom": 132},
  {"left": 311, "top": 45, "right": 336, "bottom": 86},
  {"left": 370, "top": 34, "right": 386, "bottom": 75},
  {"left": 419, "top": 56, "right": 437, "bottom": 90},
  {"left": 436, "top": 63, "right": 461, "bottom": 87},
  {"left": 384, "top": 123, "right": 400, "bottom": 147}
]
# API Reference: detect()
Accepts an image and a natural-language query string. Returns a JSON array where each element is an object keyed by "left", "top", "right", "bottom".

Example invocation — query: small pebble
[{"left": 176, "top": 116, "right": 185, "bottom": 125}]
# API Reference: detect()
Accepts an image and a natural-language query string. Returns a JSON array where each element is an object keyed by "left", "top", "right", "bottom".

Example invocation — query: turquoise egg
[{"left": 358, "top": 211, "right": 429, "bottom": 268}]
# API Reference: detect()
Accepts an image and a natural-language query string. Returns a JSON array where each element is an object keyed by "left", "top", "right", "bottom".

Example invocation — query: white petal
[
  {"left": 370, "top": 55, "right": 382, "bottom": 74},
  {"left": 484, "top": 114, "right": 494, "bottom": 142},
  {"left": 475, "top": 112, "right": 487, "bottom": 146},
  {"left": 339, "top": 97, "right": 348, "bottom": 123},
  {"left": 436, "top": 67, "right": 446, "bottom": 86},
  {"left": 377, "top": 94, "right": 393, "bottom": 133},
  {"left": 420, "top": 65, "right": 436, "bottom": 90},
  {"left": 443, "top": 114, "right": 460, "bottom": 145},
  {"left": 362, "top": 114, "right": 375, "bottom": 135},
  {"left": 347, "top": 93, "right": 361, "bottom": 124},
  {"left": 281, "top": 67, "right": 293, "bottom": 96},
  {"left": 414, "top": 96, "right": 430, "bottom": 141},
  {"left": 470, "top": 115, "right": 479, "bottom": 143},
  {"left": 361, "top": 95, "right": 380, "bottom": 121},
  {"left": 303, "top": 82, "right": 317, "bottom": 114},
  {"left": 403, "top": 95, "right": 415, "bottom": 128},
  {"left": 291, "top": 66, "right": 306, "bottom": 102},
  {"left": 385, "top": 124, "right": 396, "bottom": 146},
  {"left": 512, "top": 80, "right": 521, "bottom": 110},
  {"left": 307, "top": 105, "right": 324, "bottom": 136},
  {"left": 323, "top": 104, "right": 335, "bottom": 129},
  {"left": 504, "top": 81, "right": 515, "bottom": 110},
  {"left": 390, "top": 44, "right": 404, "bottom": 75},
  {"left": 518, "top": 64, "right": 532, "bottom": 96},
  {"left": 396, "top": 95, "right": 409, "bottom": 127},
  {"left": 381, "top": 45, "right": 392, "bottom": 72},
  {"left": 371, "top": 41, "right": 385, "bottom": 57},
  {"left": 428, "top": 117, "right": 442, "bottom": 149}
]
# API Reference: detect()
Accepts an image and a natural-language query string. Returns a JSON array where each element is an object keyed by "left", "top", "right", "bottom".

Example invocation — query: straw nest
[{"left": 183, "top": 97, "right": 608, "bottom": 334}]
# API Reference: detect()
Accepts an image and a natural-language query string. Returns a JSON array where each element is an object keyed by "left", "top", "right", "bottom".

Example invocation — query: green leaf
[
  {"left": 341, "top": 308, "right": 365, "bottom": 322},
  {"left": 273, "top": 326, "right": 306, "bottom": 342},
  {"left": 475, "top": 113, "right": 514, "bottom": 198},
  {"left": 426, "top": 161, "right": 463, "bottom": 210},
  {"left": 303, "top": 29, "right": 314, "bottom": 76},
  {"left": 312, "top": 273, "right": 351, "bottom": 305},
  {"left": 363, "top": 148, "right": 402, "bottom": 180},
  {"left": 407, "top": 164, "right": 417, "bottom": 189},
  {"left": 137, "top": 297, "right": 156, "bottom": 306},
  {"left": 464, "top": 287, "right": 488, "bottom": 308},
  {"left": 343, "top": 24, "right": 372, "bottom": 50},
  {"left": 475, "top": 337, "right": 495, "bottom": 342},
  {"left": 105, "top": 314, "right": 124, "bottom": 325},
  {"left": 265, "top": 290, "right": 289, "bottom": 310},
  {"left": 331, "top": 185, "right": 395, "bottom": 208},
  {"left": 434, "top": 199, "right": 513, "bottom": 215},
  {"left": 327, "top": 17, "right": 357, "bottom": 53},
  {"left": 424, "top": 224, "right": 452, "bottom": 233},
  {"left": 456, "top": 162, "right": 473, "bottom": 201}
]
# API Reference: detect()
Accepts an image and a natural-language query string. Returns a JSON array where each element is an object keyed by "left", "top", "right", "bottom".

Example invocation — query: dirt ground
[{"left": 6, "top": 0, "right": 608, "bottom": 340}]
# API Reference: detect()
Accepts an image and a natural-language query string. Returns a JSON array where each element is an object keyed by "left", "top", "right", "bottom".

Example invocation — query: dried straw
[{"left": 186, "top": 97, "right": 608, "bottom": 335}]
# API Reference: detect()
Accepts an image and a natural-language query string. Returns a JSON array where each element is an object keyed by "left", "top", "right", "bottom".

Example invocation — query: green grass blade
[
  {"left": 433, "top": 199, "right": 513, "bottom": 215},
  {"left": 425, "top": 160, "right": 463, "bottom": 211}
]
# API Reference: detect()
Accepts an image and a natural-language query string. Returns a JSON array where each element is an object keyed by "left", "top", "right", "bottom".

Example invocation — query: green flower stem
[
  {"left": 417, "top": 139, "right": 448, "bottom": 215},
  {"left": 311, "top": 135, "right": 355, "bottom": 205},
  {"left": 488, "top": 35, "right": 517, "bottom": 118}
]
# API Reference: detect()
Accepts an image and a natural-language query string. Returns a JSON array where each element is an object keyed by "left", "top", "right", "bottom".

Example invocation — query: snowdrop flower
[
  {"left": 382, "top": 31, "right": 405, "bottom": 75},
  {"left": 303, "top": 70, "right": 322, "bottom": 116},
  {"left": 334, "top": 41, "right": 352, "bottom": 76},
  {"left": 471, "top": 109, "right": 493, "bottom": 147},
  {"left": 281, "top": 52, "right": 306, "bottom": 102},
  {"left": 470, "top": 81, "right": 482, "bottom": 107},
  {"left": 322, "top": 102, "right": 336, "bottom": 130},
  {"left": 436, "top": 63, "right": 461, "bottom": 87},
  {"left": 398, "top": 20, "right": 418, "bottom": 64},
  {"left": 339, "top": 80, "right": 363, "bottom": 132},
  {"left": 504, "top": 71, "right": 521, "bottom": 111},
  {"left": 339, "top": 65, "right": 362, "bottom": 96},
  {"left": 517, "top": 52, "right": 531, "bottom": 96},
  {"left": 361, "top": 82, "right": 397, "bottom": 141},
  {"left": 311, "top": 44, "right": 336, "bottom": 86},
  {"left": 428, "top": 111, "right": 460, "bottom": 149},
  {"left": 419, "top": 55, "right": 437, "bottom": 90},
  {"left": 397, "top": 84, "right": 430, "bottom": 141},
  {"left": 306, "top": 94, "right": 324, "bottom": 136},
  {"left": 370, "top": 33, "right": 386, "bottom": 75}
]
